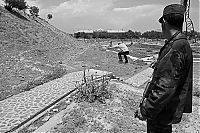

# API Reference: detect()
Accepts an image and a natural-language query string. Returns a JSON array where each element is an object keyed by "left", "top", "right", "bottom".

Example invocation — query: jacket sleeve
[{"left": 141, "top": 48, "right": 185, "bottom": 119}]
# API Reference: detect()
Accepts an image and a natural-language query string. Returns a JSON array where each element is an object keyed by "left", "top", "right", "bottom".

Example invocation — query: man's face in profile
[{"left": 161, "top": 18, "right": 167, "bottom": 39}]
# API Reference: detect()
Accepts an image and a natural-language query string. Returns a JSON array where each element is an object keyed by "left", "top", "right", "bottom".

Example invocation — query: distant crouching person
[{"left": 108, "top": 41, "right": 129, "bottom": 64}]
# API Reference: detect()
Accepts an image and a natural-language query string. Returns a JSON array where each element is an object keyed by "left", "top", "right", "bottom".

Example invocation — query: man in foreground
[{"left": 135, "top": 4, "right": 193, "bottom": 133}]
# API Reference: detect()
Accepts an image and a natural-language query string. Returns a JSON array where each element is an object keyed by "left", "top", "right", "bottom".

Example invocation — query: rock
[{"left": 52, "top": 108, "right": 59, "bottom": 112}]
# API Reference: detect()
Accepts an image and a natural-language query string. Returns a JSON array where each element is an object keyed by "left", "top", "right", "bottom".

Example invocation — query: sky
[{"left": 1, "top": 0, "right": 199, "bottom": 33}]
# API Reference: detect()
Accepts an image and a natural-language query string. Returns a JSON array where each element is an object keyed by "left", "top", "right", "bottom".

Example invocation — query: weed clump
[{"left": 71, "top": 70, "right": 113, "bottom": 104}]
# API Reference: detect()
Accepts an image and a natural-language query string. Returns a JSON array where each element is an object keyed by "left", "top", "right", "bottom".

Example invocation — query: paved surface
[
  {"left": 0, "top": 69, "right": 111, "bottom": 133},
  {"left": 125, "top": 67, "right": 153, "bottom": 87}
]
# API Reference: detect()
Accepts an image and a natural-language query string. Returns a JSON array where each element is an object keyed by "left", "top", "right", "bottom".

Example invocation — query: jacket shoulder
[
  {"left": 172, "top": 33, "right": 191, "bottom": 50},
  {"left": 172, "top": 39, "right": 188, "bottom": 49}
]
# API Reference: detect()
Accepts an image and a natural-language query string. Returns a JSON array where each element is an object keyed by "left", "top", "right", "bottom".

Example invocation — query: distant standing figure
[
  {"left": 108, "top": 42, "right": 129, "bottom": 64},
  {"left": 109, "top": 41, "right": 113, "bottom": 47}
]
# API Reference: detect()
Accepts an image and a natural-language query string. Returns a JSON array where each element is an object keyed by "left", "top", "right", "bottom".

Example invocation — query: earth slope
[{"left": 0, "top": 6, "right": 88, "bottom": 100}]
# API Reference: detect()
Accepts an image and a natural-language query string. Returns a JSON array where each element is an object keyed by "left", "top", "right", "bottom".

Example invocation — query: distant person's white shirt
[{"left": 118, "top": 43, "right": 129, "bottom": 52}]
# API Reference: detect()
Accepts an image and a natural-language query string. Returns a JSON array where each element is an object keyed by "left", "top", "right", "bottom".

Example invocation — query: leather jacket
[{"left": 141, "top": 32, "right": 193, "bottom": 125}]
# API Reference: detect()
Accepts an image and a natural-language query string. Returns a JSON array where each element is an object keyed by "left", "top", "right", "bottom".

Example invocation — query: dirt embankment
[{"left": 0, "top": 6, "right": 89, "bottom": 100}]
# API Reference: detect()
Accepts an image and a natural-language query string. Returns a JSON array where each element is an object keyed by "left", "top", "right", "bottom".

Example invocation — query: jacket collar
[
  {"left": 169, "top": 32, "right": 187, "bottom": 43},
  {"left": 158, "top": 32, "right": 186, "bottom": 58}
]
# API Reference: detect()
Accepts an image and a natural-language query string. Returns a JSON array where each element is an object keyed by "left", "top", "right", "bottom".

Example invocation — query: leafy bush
[
  {"left": 4, "top": 5, "right": 12, "bottom": 11},
  {"left": 47, "top": 14, "right": 52, "bottom": 20},
  {"left": 71, "top": 70, "right": 112, "bottom": 103},
  {"left": 3, "top": 0, "right": 27, "bottom": 10},
  {"left": 29, "top": 6, "right": 39, "bottom": 17}
]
